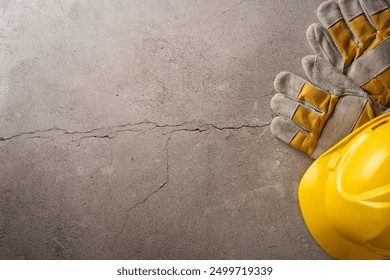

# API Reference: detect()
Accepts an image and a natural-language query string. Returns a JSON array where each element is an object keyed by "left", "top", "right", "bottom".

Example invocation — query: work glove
[
  {"left": 306, "top": 0, "right": 390, "bottom": 106},
  {"left": 270, "top": 55, "right": 388, "bottom": 159}
]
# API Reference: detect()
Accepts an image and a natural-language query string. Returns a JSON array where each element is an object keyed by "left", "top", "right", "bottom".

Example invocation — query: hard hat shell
[{"left": 299, "top": 112, "right": 390, "bottom": 260}]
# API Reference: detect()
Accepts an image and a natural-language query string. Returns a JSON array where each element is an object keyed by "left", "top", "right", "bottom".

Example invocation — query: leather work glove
[
  {"left": 270, "top": 55, "right": 388, "bottom": 159},
  {"left": 306, "top": 0, "right": 390, "bottom": 106}
]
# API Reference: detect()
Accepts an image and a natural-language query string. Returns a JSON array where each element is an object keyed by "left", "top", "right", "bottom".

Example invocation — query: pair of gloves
[{"left": 270, "top": 0, "right": 390, "bottom": 158}]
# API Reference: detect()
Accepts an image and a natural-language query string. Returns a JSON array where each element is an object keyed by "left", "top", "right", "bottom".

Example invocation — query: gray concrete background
[{"left": 0, "top": 0, "right": 329, "bottom": 259}]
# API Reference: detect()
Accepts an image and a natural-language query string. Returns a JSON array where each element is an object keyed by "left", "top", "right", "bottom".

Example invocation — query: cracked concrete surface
[{"left": 0, "top": 0, "right": 329, "bottom": 259}]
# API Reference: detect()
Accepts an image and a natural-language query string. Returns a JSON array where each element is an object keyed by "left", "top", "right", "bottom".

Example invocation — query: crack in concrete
[
  {"left": 75, "top": 135, "right": 115, "bottom": 141},
  {"left": 0, "top": 121, "right": 271, "bottom": 143},
  {"left": 0, "top": 127, "right": 65, "bottom": 142},
  {"left": 0, "top": 121, "right": 187, "bottom": 142},
  {"left": 0, "top": 127, "right": 101, "bottom": 142},
  {"left": 170, "top": 123, "right": 271, "bottom": 133},
  {"left": 52, "top": 237, "right": 70, "bottom": 253},
  {"left": 222, "top": 0, "right": 249, "bottom": 14},
  {"left": 114, "top": 133, "right": 172, "bottom": 241}
]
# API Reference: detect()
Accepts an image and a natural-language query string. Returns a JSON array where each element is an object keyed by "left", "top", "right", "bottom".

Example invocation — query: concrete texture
[{"left": 0, "top": 0, "right": 330, "bottom": 259}]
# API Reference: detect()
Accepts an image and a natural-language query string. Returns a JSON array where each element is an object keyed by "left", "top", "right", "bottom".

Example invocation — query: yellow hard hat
[{"left": 299, "top": 112, "right": 390, "bottom": 260}]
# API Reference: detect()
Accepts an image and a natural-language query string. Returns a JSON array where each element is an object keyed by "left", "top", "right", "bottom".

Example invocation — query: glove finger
[
  {"left": 306, "top": 23, "right": 343, "bottom": 70},
  {"left": 317, "top": 0, "right": 358, "bottom": 67},
  {"left": 274, "top": 71, "right": 337, "bottom": 114},
  {"left": 270, "top": 93, "right": 299, "bottom": 119},
  {"left": 274, "top": 71, "right": 306, "bottom": 99},
  {"left": 270, "top": 116, "right": 303, "bottom": 143},
  {"left": 270, "top": 116, "right": 313, "bottom": 155},
  {"left": 271, "top": 93, "right": 324, "bottom": 133},
  {"left": 339, "top": 0, "right": 377, "bottom": 45},
  {"left": 360, "top": 0, "right": 390, "bottom": 34}
]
